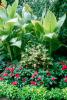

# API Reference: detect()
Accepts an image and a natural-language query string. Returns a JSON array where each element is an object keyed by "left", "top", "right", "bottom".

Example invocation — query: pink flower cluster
[
  {"left": 31, "top": 71, "right": 38, "bottom": 78},
  {"left": 62, "top": 65, "right": 67, "bottom": 70}
]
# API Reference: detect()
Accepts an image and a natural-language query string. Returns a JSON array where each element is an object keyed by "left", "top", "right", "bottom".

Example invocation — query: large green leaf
[
  {"left": 57, "top": 14, "right": 66, "bottom": 28},
  {"left": 3, "top": 18, "right": 18, "bottom": 31},
  {"left": 43, "top": 10, "right": 57, "bottom": 33},
  {"left": 7, "top": 0, "right": 18, "bottom": 18}
]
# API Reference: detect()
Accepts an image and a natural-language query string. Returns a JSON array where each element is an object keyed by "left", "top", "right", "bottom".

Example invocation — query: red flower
[
  {"left": 9, "top": 68, "right": 14, "bottom": 73},
  {"left": 5, "top": 67, "right": 10, "bottom": 70},
  {"left": 47, "top": 72, "right": 51, "bottom": 76},
  {"left": 15, "top": 74, "right": 20, "bottom": 78},
  {"left": 62, "top": 65, "right": 67, "bottom": 70},
  {"left": 12, "top": 81, "right": 18, "bottom": 85},
  {"left": 0, "top": 77, "right": 4, "bottom": 81},
  {"left": 52, "top": 77, "right": 56, "bottom": 81},
  {"left": 3, "top": 73, "right": 8, "bottom": 77},
  {"left": 34, "top": 71, "right": 38, "bottom": 76},
  {"left": 22, "top": 78, "right": 26, "bottom": 82},
  {"left": 30, "top": 81, "right": 37, "bottom": 85},
  {"left": 37, "top": 77, "right": 41, "bottom": 81},
  {"left": 5, "top": 67, "right": 14, "bottom": 72},
  {"left": 40, "top": 82, "right": 44, "bottom": 85},
  {"left": 31, "top": 71, "right": 38, "bottom": 78},
  {"left": 31, "top": 74, "right": 35, "bottom": 78},
  {"left": 64, "top": 78, "right": 67, "bottom": 82}
]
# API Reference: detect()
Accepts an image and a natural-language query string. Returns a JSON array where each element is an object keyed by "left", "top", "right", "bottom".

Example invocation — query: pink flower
[
  {"left": 5, "top": 67, "right": 14, "bottom": 72},
  {"left": 64, "top": 78, "right": 67, "bottom": 82},
  {"left": 52, "top": 77, "right": 56, "bottom": 81},
  {"left": 0, "top": 77, "right": 4, "bottom": 81},
  {"left": 62, "top": 65, "right": 67, "bottom": 70},
  {"left": 3, "top": 73, "right": 8, "bottom": 77},
  {"left": 5, "top": 67, "right": 10, "bottom": 70},
  {"left": 37, "top": 77, "right": 41, "bottom": 81},
  {"left": 15, "top": 74, "right": 20, "bottom": 78},
  {"left": 12, "top": 81, "right": 18, "bottom": 85},
  {"left": 34, "top": 71, "right": 38, "bottom": 76},
  {"left": 30, "top": 81, "right": 37, "bottom": 85},
  {"left": 31, "top": 71, "right": 38, "bottom": 78},
  {"left": 9, "top": 68, "right": 14, "bottom": 73},
  {"left": 22, "top": 78, "right": 26, "bottom": 82},
  {"left": 31, "top": 74, "right": 35, "bottom": 78}
]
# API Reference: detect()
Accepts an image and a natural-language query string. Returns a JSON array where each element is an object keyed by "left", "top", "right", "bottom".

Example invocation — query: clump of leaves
[{"left": 21, "top": 44, "right": 52, "bottom": 68}]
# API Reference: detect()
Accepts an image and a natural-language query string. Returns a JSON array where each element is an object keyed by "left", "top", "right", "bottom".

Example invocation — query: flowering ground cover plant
[{"left": 0, "top": 59, "right": 67, "bottom": 89}]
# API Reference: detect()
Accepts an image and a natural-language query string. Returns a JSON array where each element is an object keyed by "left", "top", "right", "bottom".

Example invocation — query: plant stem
[{"left": 7, "top": 43, "right": 12, "bottom": 61}]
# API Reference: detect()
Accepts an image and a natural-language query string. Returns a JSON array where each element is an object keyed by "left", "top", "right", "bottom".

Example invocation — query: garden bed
[{"left": 0, "top": 0, "right": 67, "bottom": 100}]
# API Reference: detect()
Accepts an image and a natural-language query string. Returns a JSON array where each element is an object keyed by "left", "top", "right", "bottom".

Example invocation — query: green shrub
[
  {"left": 0, "top": 82, "right": 8, "bottom": 97},
  {"left": 1, "top": 82, "right": 67, "bottom": 100},
  {"left": 21, "top": 86, "right": 47, "bottom": 100},
  {"left": 6, "top": 85, "right": 21, "bottom": 100},
  {"left": 46, "top": 88, "right": 63, "bottom": 100},
  {"left": 0, "top": 82, "right": 22, "bottom": 100},
  {"left": 62, "top": 87, "right": 67, "bottom": 100},
  {"left": 21, "top": 44, "right": 52, "bottom": 68}
]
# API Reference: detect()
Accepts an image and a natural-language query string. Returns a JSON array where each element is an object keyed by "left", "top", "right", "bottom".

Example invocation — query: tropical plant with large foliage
[
  {"left": 0, "top": 0, "right": 35, "bottom": 61},
  {"left": 0, "top": 0, "right": 21, "bottom": 61},
  {"left": 31, "top": 10, "right": 66, "bottom": 55}
]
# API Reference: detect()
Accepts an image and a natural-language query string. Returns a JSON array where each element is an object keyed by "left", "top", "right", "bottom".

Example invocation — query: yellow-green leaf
[{"left": 43, "top": 10, "right": 57, "bottom": 33}]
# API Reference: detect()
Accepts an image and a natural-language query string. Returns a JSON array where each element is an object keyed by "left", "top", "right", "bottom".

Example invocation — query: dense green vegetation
[
  {"left": 1, "top": 81, "right": 67, "bottom": 100},
  {"left": 0, "top": 0, "right": 67, "bottom": 99}
]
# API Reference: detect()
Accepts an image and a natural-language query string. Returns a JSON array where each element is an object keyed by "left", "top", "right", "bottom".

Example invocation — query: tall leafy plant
[
  {"left": 31, "top": 10, "right": 66, "bottom": 55},
  {"left": 0, "top": 0, "right": 22, "bottom": 61}
]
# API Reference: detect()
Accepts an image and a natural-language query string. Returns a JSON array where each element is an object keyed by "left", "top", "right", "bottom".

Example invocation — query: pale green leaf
[
  {"left": 43, "top": 10, "right": 57, "bottom": 33},
  {"left": 10, "top": 38, "right": 17, "bottom": 43},
  {"left": 11, "top": 40, "right": 22, "bottom": 48},
  {"left": 44, "top": 33, "right": 56, "bottom": 39},
  {"left": 7, "top": 0, "right": 18, "bottom": 18},
  {"left": 6, "top": 18, "right": 18, "bottom": 25},
  {"left": 4, "top": 18, "right": 18, "bottom": 30},
  {"left": 0, "top": 8, "right": 7, "bottom": 21},
  {"left": 0, "top": 35, "right": 8, "bottom": 41},
  {"left": 57, "top": 14, "right": 66, "bottom": 28}
]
